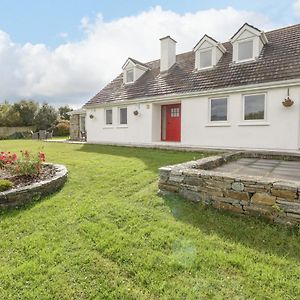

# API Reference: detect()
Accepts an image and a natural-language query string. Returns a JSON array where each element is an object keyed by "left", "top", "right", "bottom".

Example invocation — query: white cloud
[
  {"left": 0, "top": 6, "right": 279, "bottom": 107},
  {"left": 59, "top": 32, "right": 69, "bottom": 38},
  {"left": 294, "top": 0, "right": 300, "bottom": 17}
]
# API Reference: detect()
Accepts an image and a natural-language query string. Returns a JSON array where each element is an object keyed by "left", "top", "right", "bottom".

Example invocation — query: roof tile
[{"left": 85, "top": 24, "right": 300, "bottom": 106}]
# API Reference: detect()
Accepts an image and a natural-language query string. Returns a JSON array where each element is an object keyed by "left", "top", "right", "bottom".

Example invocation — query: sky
[{"left": 0, "top": 0, "right": 299, "bottom": 108}]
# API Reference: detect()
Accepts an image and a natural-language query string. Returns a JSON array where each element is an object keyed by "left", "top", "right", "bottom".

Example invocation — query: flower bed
[{"left": 0, "top": 150, "right": 67, "bottom": 208}]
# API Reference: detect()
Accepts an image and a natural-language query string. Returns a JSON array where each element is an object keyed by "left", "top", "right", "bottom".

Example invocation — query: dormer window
[
  {"left": 199, "top": 49, "right": 213, "bottom": 69},
  {"left": 193, "top": 35, "right": 226, "bottom": 71},
  {"left": 231, "top": 23, "right": 268, "bottom": 64},
  {"left": 237, "top": 39, "right": 254, "bottom": 62},
  {"left": 126, "top": 69, "right": 134, "bottom": 83},
  {"left": 122, "top": 58, "right": 150, "bottom": 84}
]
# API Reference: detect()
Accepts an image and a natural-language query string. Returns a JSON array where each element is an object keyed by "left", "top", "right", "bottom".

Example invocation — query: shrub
[
  {"left": 13, "top": 151, "right": 46, "bottom": 177},
  {"left": 0, "top": 150, "right": 46, "bottom": 177},
  {"left": 0, "top": 152, "right": 18, "bottom": 167},
  {"left": 8, "top": 132, "right": 26, "bottom": 140},
  {"left": 54, "top": 120, "right": 70, "bottom": 136},
  {"left": 0, "top": 179, "right": 13, "bottom": 192}
]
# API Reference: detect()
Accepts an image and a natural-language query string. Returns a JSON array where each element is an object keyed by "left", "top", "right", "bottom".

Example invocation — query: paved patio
[{"left": 215, "top": 158, "right": 300, "bottom": 182}]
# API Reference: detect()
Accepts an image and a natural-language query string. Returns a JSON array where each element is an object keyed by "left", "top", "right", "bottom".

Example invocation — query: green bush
[
  {"left": 7, "top": 132, "right": 26, "bottom": 139},
  {"left": 0, "top": 179, "right": 13, "bottom": 192},
  {"left": 54, "top": 120, "right": 70, "bottom": 136}
]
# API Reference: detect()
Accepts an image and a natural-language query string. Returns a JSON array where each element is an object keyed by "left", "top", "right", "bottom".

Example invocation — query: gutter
[{"left": 84, "top": 78, "right": 300, "bottom": 109}]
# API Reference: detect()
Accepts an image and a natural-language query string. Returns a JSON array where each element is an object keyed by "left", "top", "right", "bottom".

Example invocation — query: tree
[
  {"left": 0, "top": 101, "right": 22, "bottom": 127},
  {"left": 33, "top": 103, "right": 58, "bottom": 130},
  {"left": 13, "top": 100, "right": 39, "bottom": 126},
  {"left": 58, "top": 105, "right": 73, "bottom": 120},
  {"left": 54, "top": 120, "right": 70, "bottom": 136}
]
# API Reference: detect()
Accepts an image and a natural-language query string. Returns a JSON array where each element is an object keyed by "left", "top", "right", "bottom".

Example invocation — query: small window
[
  {"left": 170, "top": 107, "right": 180, "bottom": 118},
  {"left": 244, "top": 94, "right": 265, "bottom": 120},
  {"left": 119, "top": 107, "right": 127, "bottom": 125},
  {"left": 200, "top": 49, "right": 213, "bottom": 69},
  {"left": 105, "top": 109, "right": 113, "bottom": 125},
  {"left": 126, "top": 69, "right": 134, "bottom": 83},
  {"left": 210, "top": 98, "right": 228, "bottom": 122},
  {"left": 238, "top": 40, "right": 254, "bottom": 61}
]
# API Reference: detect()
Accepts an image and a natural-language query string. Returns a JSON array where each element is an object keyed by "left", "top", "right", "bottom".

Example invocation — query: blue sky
[
  {"left": 0, "top": 0, "right": 296, "bottom": 47},
  {"left": 0, "top": 1, "right": 299, "bottom": 106}
]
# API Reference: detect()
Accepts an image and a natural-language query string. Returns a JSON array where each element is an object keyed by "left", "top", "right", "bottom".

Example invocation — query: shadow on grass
[
  {"left": 75, "top": 143, "right": 215, "bottom": 173},
  {"left": 162, "top": 193, "right": 300, "bottom": 260}
]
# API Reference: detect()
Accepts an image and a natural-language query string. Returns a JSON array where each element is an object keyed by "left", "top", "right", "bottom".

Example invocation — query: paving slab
[{"left": 215, "top": 158, "right": 300, "bottom": 182}]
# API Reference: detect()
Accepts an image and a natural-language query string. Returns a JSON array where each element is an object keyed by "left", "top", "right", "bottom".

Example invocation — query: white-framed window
[
  {"left": 243, "top": 94, "right": 266, "bottom": 121},
  {"left": 237, "top": 39, "right": 254, "bottom": 62},
  {"left": 199, "top": 49, "right": 213, "bottom": 69},
  {"left": 126, "top": 69, "right": 134, "bottom": 83},
  {"left": 119, "top": 107, "right": 127, "bottom": 125},
  {"left": 105, "top": 109, "right": 113, "bottom": 125},
  {"left": 209, "top": 97, "right": 228, "bottom": 122}
]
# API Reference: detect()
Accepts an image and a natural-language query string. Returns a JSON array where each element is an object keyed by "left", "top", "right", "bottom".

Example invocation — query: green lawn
[{"left": 0, "top": 140, "right": 300, "bottom": 299}]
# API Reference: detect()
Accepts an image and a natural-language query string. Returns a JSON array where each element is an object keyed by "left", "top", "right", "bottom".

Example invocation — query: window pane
[
  {"left": 238, "top": 40, "right": 253, "bottom": 61},
  {"left": 126, "top": 69, "right": 134, "bottom": 83},
  {"left": 161, "top": 106, "right": 167, "bottom": 140},
  {"left": 210, "top": 98, "right": 227, "bottom": 121},
  {"left": 106, "top": 109, "right": 112, "bottom": 125},
  {"left": 171, "top": 107, "right": 180, "bottom": 118},
  {"left": 200, "top": 49, "right": 212, "bottom": 68},
  {"left": 244, "top": 94, "right": 265, "bottom": 120},
  {"left": 120, "top": 108, "right": 127, "bottom": 124},
  {"left": 80, "top": 116, "right": 86, "bottom": 131}
]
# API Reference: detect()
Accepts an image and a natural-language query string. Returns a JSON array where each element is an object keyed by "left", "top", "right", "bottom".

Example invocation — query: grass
[
  {"left": 48, "top": 136, "right": 69, "bottom": 140},
  {"left": 0, "top": 140, "right": 300, "bottom": 299}
]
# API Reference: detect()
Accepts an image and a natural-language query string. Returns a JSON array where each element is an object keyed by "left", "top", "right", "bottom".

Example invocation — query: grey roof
[{"left": 85, "top": 24, "right": 300, "bottom": 107}]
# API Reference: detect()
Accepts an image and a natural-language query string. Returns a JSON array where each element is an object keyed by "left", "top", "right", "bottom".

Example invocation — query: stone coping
[
  {"left": 0, "top": 163, "right": 68, "bottom": 208},
  {"left": 159, "top": 151, "right": 300, "bottom": 226}
]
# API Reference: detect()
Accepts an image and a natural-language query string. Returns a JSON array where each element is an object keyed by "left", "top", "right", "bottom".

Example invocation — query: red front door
[{"left": 161, "top": 104, "right": 181, "bottom": 142}]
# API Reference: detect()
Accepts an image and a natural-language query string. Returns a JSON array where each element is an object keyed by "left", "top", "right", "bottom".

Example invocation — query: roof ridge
[
  {"left": 264, "top": 23, "right": 300, "bottom": 34},
  {"left": 85, "top": 22, "right": 300, "bottom": 107}
]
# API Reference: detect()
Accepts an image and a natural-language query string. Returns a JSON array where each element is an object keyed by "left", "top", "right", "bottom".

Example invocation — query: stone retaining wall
[
  {"left": 0, "top": 126, "right": 36, "bottom": 138},
  {"left": 0, "top": 164, "right": 68, "bottom": 208},
  {"left": 159, "top": 152, "right": 300, "bottom": 226}
]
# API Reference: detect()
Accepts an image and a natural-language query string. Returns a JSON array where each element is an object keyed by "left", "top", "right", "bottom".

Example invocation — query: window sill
[
  {"left": 233, "top": 58, "right": 256, "bottom": 65},
  {"left": 205, "top": 122, "right": 231, "bottom": 127},
  {"left": 195, "top": 66, "right": 215, "bottom": 72},
  {"left": 103, "top": 126, "right": 114, "bottom": 129},
  {"left": 237, "top": 121, "right": 270, "bottom": 126},
  {"left": 117, "top": 125, "right": 128, "bottom": 128}
]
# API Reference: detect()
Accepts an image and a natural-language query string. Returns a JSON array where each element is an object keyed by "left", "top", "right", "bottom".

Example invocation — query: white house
[{"left": 71, "top": 23, "right": 300, "bottom": 151}]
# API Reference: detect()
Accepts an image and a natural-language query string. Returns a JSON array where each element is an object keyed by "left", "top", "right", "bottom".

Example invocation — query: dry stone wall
[
  {"left": 159, "top": 152, "right": 300, "bottom": 226},
  {"left": 0, "top": 164, "right": 68, "bottom": 209}
]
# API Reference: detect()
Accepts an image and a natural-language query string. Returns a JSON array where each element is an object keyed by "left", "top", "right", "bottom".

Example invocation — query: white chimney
[{"left": 160, "top": 36, "right": 177, "bottom": 73}]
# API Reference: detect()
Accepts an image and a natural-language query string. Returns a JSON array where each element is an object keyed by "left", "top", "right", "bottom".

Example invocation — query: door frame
[{"left": 161, "top": 103, "right": 181, "bottom": 142}]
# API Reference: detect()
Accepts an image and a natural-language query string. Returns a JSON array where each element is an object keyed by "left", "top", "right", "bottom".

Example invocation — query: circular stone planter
[{"left": 0, "top": 164, "right": 68, "bottom": 209}]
